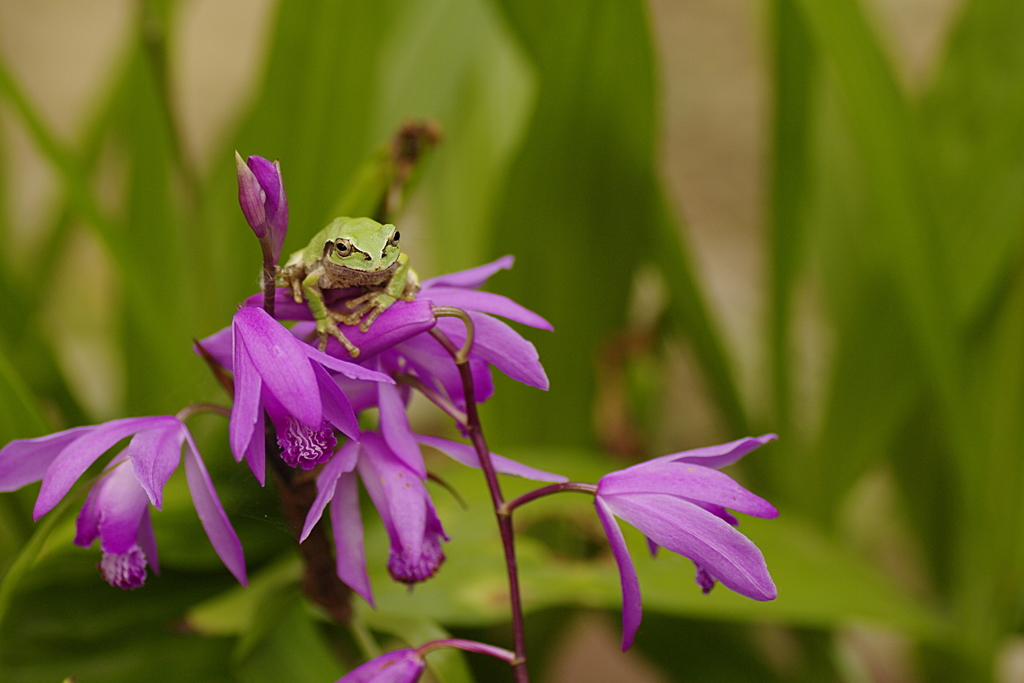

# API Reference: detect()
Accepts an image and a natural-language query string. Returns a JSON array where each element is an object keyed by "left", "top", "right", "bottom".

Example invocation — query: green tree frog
[{"left": 277, "top": 216, "right": 419, "bottom": 357}]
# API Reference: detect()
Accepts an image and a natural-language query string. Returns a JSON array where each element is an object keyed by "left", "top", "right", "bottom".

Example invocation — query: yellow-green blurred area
[{"left": 0, "top": 0, "right": 1022, "bottom": 681}]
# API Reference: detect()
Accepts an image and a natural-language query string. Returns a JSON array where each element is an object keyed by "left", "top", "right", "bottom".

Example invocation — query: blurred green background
[{"left": 1, "top": 0, "right": 1022, "bottom": 681}]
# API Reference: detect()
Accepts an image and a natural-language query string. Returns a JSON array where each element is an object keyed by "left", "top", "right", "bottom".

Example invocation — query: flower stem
[
  {"left": 260, "top": 240, "right": 277, "bottom": 318},
  {"left": 429, "top": 323, "right": 530, "bottom": 682},
  {"left": 432, "top": 306, "right": 475, "bottom": 363},
  {"left": 266, "top": 438, "right": 353, "bottom": 625},
  {"left": 501, "top": 482, "right": 598, "bottom": 515},
  {"left": 394, "top": 372, "right": 468, "bottom": 425},
  {"left": 174, "top": 402, "right": 231, "bottom": 422}
]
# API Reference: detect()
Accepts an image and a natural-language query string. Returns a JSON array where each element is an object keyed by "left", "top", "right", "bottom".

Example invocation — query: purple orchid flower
[
  {"left": 595, "top": 434, "right": 779, "bottom": 650},
  {"left": 0, "top": 416, "right": 246, "bottom": 589},
  {"left": 335, "top": 639, "right": 514, "bottom": 683},
  {"left": 236, "top": 152, "right": 288, "bottom": 263},
  {"left": 228, "top": 306, "right": 394, "bottom": 483},
  {"left": 302, "top": 431, "right": 566, "bottom": 603}
]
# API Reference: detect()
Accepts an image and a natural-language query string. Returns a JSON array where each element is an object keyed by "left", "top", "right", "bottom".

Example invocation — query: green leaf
[
  {"left": 186, "top": 554, "right": 302, "bottom": 637},
  {"left": 766, "top": 0, "right": 817, "bottom": 437},
  {"left": 480, "top": 0, "right": 666, "bottom": 447},
  {"left": 918, "top": 0, "right": 1024, "bottom": 325},
  {"left": 233, "top": 596, "right": 344, "bottom": 683},
  {"left": 370, "top": 0, "right": 536, "bottom": 274},
  {"left": 792, "top": 0, "right": 959, "bottom": 425},
  {"left": 0, "top": 340, "right": 50, "bottom": 442}
]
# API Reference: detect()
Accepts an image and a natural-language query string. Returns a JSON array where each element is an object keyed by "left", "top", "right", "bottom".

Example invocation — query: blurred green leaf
[
  {"left": 919, "top": 0, "right": 1024, "bottom": 325},
  {"left": 766, "top": 0, "right": 817, "bottom": 439},
  {"left": 792, "top": 0, "right": 958, "bottom": 423},
  {"left": 0, "top": 341, "right": 50, "bottom": 442},
  {"left": 479, "top": 0, "right": 668, "bottom": 447},
  {"left": 233, "top": 0, "right": 395, "bottom": 246},
  {"left": 371, "top": 0, "right": 536, "bottom": 274},
  {"left": 1, "top": 547, "right": 237, "bottom": 683},
  {"left": 187, "top": 553, "right": 302, "bottom": 637},
  {"left": 234, "top": 595, "right": 344, "bottom": 683}
]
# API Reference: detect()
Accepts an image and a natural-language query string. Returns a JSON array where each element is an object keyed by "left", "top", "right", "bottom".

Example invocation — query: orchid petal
[
  {"left": 243, "top": 288, "right": 312, "bottom": 320},
  {"left": 332, "top": 470, "right": 373, "bottom": 605},
  {"left": 333, "top": 375, "right": 381, "bottom": 413},
  {"left": 377, "top": 381, "right": 426, "bottom": 478},
  {"left": 334, "top": 648, "right": 424, "bottom": 683},
  {"left": 93, "top": 460, "right": 151, "bottom": 555},
  {"left": 306, "top": 344, "right": 395, "bottom": 383},
  {"left": 73, "top": 472, "right": 104, "bottom": 548},
  {"left": 183, "top": 432, "right": 247, "bottom": 585},
  {"left": 388, "top": 333, "right": 494, "bottom": 409},
  {"left": 655, "top": 434, "right": 778, "bottom": 470},
  {"left": 35, "top": 417, "right": 163, "bottom": 519},
  {"left": 599, "top": 462, "right": 777, "bottom": 519},
  {"left": 689, "top": 500, "right": 740, "bottom": 526},
  {"left": 423, "top": 288, "right": 552, "bottom": 330},
  {"left": 233, "top": 307, "right": 321, "bottom": 427},
  {"left": 229, "top": 330, "right": 262, "bottom": 460},
  {"left": 437, "top": 313, "right": 548, "bottom": 390},
  {"left": 316, "top": 300, "right": 437, "bottom": 360},
  {"left": 194, "top": 325, "right": 233, "bottom": 371},
  {"left": 416, "top": 435, "right": 568, "bottom": 483},
  {"left": 595, "top": 497, "right": 642, "bottom": 651},
  {"left": 359, "top": 433, "right": 426, "bottom": 562},
  {"left": 0, "top": 425, "right": 95, "bottom": 492},
  {"left": 252, "top": 293, "right": 436, "bottom": 359},
  {"left": 243, "top": 403, "right": 266, "bottom": 486},
  {"left": 302, "top": 438, "right": 360, "bottom": 541},
  {"left": 235, "top": 152, "right": 267, "bottom": 237},
  {"left": 604, "top": 492, "right": 775, "bottom": 601},
  {"left": 420, "top": 255, "right": 515, "bottom": 289},
  {"left": 313, "top": 363, "right": 360, "bottom": 440},
  {"left": 247, "top": 156, "right": 281, "bottom": 218},
  {"left": 137, "top": 506, "right": 160, "bottom": 575},
  {"left": 124, "top": 418, "right": 185, "bottom": 509}
]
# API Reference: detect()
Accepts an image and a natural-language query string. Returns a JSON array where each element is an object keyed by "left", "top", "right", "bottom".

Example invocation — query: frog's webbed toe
[
  {"left": 317, "top": 319, "right": 360, "bottom": 357},
  {"left": 340, "top": 291, "right": 397, "bottom": 331}
]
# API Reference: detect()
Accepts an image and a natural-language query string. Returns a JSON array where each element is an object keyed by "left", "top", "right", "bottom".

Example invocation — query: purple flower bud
[{"left": 235, "top": 151, "right": 289, "bottom": 262}]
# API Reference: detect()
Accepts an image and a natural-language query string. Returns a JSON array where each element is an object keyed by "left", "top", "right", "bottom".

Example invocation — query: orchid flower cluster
[{"left": 0, "top": 153, "right": 779, "bottom": 682}]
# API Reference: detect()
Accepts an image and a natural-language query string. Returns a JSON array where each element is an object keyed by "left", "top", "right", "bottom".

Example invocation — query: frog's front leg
[
  {"left": 343, "top": 254, "right": 419, "bottom": 331},
  {"left": 302, "top": 272, "right": 361, "bottom": 357},
  {"left": 276, "top": 263, "right": 307, "bottom": 304}
]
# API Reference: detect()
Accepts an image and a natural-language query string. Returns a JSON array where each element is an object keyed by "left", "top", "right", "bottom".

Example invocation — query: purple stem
[
  {"left": 429, "top": 326, "right": 530, "bottom": 683},
  {"left": 501, "top": 482, "right": 597, "bottom": 515},
  {"left": 260, "top": 240, "right": 276, "bottom": 319},
  {"left": 417, "top": 638, "right": 516, "bottom": 663},
  {"left": 395, "top": 372, "right": 468, "bottom": 425}
]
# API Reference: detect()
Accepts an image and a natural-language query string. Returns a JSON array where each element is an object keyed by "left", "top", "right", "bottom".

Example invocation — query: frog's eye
[
  {"left": 334, "top": 240, "right": 353, "bottom": 257},
  {"left": 389, "top": 232, "right": 400, "bottom": 248}
]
